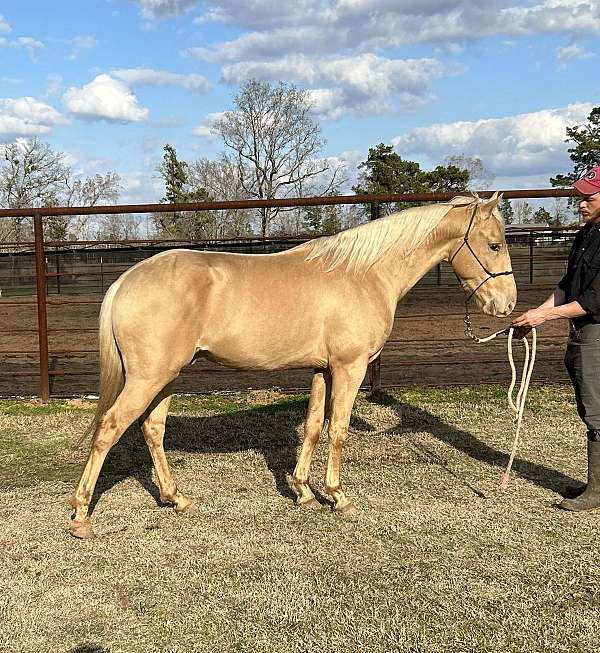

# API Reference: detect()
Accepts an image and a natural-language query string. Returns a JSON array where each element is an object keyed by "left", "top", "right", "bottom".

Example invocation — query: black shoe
[{"left": 561, "top": 482, "right": 586, "bottom": 499}]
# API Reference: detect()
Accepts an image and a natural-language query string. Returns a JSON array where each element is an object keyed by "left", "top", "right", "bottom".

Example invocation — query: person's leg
[{"left": 559, "top": 325, "right": 600, "bottom": 511}]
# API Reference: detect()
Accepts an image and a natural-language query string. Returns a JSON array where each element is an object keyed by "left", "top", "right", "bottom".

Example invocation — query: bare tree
[
  {"left": 0, "top": 139, "right": 69, "bottom": 209},
  {"left": 0, "top": 139, "right": 69, "bottom": 241},
  {"left": 513, "top": 200, "right": 534, "bottom": 224},
  {"left": 215, "top": 79, "right": 341, "bottom": 237},
  {"left": 187, "top": 155, "right": 253, "bottom": 237},
  {"left": 0, "top": 139, "right": 122, "bottom": 242},
  {"left": 66, "top": 173, "right": 123, "bottom": 240},
  {"left": 96, "top": 214, "right": 141, "bottom": 241},
  {"left": 445, "top": 154, "right": 495, "bottom": 190}
]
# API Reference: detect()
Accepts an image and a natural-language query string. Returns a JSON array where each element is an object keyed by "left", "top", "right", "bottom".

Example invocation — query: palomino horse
[{"left": 69, "top": 194, "right": 516, "bottom": 538}]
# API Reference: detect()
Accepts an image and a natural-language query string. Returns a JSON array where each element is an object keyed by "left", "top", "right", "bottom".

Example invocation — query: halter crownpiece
[
  {"left": 448, "top": 196, "right": 514, "bottom": 332},
  {"left": 449, "top": 199, "right": 514, "bottom": 313}
]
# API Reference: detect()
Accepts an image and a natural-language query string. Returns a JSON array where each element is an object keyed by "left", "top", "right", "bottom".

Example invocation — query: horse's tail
[{"left": 79, "top": 280, "right": 124, "bottom": 443}]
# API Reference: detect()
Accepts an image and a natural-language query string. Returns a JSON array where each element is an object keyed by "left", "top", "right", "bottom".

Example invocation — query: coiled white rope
[{"left": 470, "top": 326, "right": 537, "bottom": 489}]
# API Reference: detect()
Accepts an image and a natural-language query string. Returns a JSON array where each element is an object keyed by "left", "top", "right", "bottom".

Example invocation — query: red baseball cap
[{"left": 574, "top": 166, "right": 600, "bottom": 196}]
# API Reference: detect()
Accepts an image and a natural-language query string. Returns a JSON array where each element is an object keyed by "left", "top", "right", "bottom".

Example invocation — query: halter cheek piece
[
  {"left": 448, "top": 202, "right": 514, "bottom": 304},
  {"left": 448, "top": 202, "right": 514, "bottom": 340}
]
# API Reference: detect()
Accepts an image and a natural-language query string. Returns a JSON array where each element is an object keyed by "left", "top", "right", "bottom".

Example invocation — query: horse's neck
[{"left": 375, "top": 226, "right": 455, "bottom": 301}]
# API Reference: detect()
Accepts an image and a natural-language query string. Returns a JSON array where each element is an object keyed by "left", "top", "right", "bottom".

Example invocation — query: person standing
[{"left": 511, "top": 166, "right": 600, "bottom": 511}]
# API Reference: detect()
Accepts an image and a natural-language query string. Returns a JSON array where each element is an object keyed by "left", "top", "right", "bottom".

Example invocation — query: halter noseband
[
  {"left": 448, "top": 202, "right": 514, "bottom": 304},
  {"left": 449, "top": 202, "right": 514, "bottom": 341}
]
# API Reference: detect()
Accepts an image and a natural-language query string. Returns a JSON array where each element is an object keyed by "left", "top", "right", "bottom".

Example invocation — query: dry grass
[{"left": 0, "top": 386, "right": 598, "bottom": 653}]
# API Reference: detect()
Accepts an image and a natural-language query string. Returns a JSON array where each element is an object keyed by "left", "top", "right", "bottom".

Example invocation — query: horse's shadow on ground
[{"left": 89, "top": 392, "right": 578, "bottom": 515}]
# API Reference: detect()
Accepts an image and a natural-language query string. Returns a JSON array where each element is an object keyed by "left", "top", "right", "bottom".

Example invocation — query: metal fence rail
[{"left": 0, "top": 189, "right": 582, "bottom": 398}]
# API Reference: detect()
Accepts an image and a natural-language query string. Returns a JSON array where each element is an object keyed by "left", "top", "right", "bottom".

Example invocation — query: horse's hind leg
[
  {"left": 139, "top": 389, "right": 196, "bottom": 516},
  {"left": 69, "top": 376, "right": 173, "bottom": 539},
  {"left": 292, "top": 369, "right": 331, "bottom": 508}
]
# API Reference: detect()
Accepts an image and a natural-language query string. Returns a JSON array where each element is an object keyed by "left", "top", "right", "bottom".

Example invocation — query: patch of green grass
[
  {"left": 0, "top": 398, "right": 95, "bottom": 416},
  {"left": 0, "top": 428, "right": 81, "bottom": 488},
  {"left": 171, "top": 393, "right": 247, "bottom": 414},
  {"left": 368, "top": 384, "right": 575, "bottom": 410},
  {"left": 251, "top": 395, "right": 308, "bottom": 414}
]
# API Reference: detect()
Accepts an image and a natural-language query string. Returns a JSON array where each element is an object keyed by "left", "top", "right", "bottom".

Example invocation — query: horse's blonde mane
[{"left": 298, "top": 197, "right": 480, "bottom": 275}]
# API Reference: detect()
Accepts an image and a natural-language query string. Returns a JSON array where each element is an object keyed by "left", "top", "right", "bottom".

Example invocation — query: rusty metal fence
[{"left": 0, "top": 189, "right": 582, "bottom": 399}]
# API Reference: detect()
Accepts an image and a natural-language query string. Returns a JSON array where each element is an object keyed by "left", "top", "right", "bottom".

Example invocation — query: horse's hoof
[
  {"left": 68, "top": 520, "right": 94, "bottom": 539},
  {"left": 334, "top": 502, "right": 357, "bottom": 516},
  {"left": 297, "top": 497, "right": 320, "bottom": 510},
  {"left": 175, "top": 500, "right": 198, "bottom": 517}
]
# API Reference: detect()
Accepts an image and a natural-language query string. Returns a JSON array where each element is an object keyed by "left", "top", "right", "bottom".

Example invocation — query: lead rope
[{"left": 464, "top": 311, "right": 537, "bottom": 489}]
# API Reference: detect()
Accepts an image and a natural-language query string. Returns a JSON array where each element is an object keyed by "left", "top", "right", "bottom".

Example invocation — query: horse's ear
[{"left": 477, "top": 192, "right": 501, "bottom": 220}]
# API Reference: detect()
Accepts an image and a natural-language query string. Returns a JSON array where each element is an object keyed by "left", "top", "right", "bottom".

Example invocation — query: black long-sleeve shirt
[{"left": 558, "top": 223, "right": 600, "bottom": 328}]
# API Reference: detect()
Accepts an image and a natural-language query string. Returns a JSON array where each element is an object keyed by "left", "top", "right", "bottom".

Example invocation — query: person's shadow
[
  {"left": 87, "top": 391, "right": 578, "bottom": 515},
  {"left": 366, "top": 391, "right": 578, "bottom": 495}
]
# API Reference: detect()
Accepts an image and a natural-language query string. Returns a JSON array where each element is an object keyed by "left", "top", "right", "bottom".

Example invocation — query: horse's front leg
[
  {"left": 324, "top": 357, "right": 368, "bottom": 514},
  {"left": 292, "top": 369, "right": 331, "bottom": 508}
]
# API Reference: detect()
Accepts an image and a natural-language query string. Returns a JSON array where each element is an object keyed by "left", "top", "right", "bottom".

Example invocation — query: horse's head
[{"left": 447, "top": 193, "right": 517, "bottom": 318}]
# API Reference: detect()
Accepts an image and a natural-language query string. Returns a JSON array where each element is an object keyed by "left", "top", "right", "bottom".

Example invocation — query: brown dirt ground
[{"left": 0, "top": 285, "right": 569, "bottom": 397}]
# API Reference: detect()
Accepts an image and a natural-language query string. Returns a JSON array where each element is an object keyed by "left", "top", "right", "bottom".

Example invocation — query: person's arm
[{"left": 511, "top": 287, "right": 587, "bottom": 337}]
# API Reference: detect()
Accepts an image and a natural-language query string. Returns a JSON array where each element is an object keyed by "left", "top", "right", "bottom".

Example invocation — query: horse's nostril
[{"left": 507, "top": 302, "right": 514, "bottom": 313}]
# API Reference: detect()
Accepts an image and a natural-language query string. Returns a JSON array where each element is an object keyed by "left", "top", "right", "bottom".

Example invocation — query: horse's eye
[{"left": 489, "top": 243, "right": 502, "bottom": 252}]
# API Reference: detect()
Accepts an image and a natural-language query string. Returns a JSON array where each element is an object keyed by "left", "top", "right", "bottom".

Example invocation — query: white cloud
[
  {"left": 0, "top": 14, "right": 10, "bottom": 33},
  {"left": 63, "top": 74, "right": 149, "bottom": 123},
  {"left": 392, "top": 102, "right": 593, "bottom": 178},
  {"left": 556, "top": 43, "right": 594, "bottom": 67},
  {"left": 14, "top": 36, "right": 44, "bottom": 60},
  {"left": 68, "top": 35, "right": 97, "bottom": 59},
  {"left": 221, "top": 53, "right": 444, "bottom": 119},
  {"left": 502, "top": 0, "right": 600, "bottom": 34},
  {"left": 119, "top": 168, "right": 164, "bottom": 203},
  {"left": 191, "top": 0, "right": 600, "bottom": 61},
  {"left": 15, "top": 36, "right": 44, "bottom": 48},
  {"left": 134, "top": 0, "right": 199, "bottom": 18},
  {"left": 192, "top": 125, "right": 217, "bottom": 138},
  {"left": 0, "top": 97, "right": 67, "bottom": 138},
  {"left": 112, "top": 67, "right": 212, "bottom": 93},
  {"left": 192, "top": 111, "right": 225, "bottom": 139},
  {"left": 46, "top": 74, "right": 63, "bottom": 97}
]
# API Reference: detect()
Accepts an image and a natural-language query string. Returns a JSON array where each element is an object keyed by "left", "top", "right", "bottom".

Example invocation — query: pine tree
[
  {"left": 551, "top": 107, "right": 600, "bottom": 186},
  {"left": 160, "top": 144, "right": 188, "bottom": 204},
  {"left": 353, "top": 143, "right": 470, "bottom": 215},
  {"left": 533, "top": 206, "right": 551, "bottom": 225},
  {"left": 156, "top": 144, "right": 214, "bottom": 239},
  {"left": 498, "top": 198, "right": 514, "bottom": 225}
]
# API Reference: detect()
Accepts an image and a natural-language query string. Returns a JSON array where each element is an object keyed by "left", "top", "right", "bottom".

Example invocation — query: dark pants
[{"left": 565, "top": 323, "right": 600, "bottom": 431}]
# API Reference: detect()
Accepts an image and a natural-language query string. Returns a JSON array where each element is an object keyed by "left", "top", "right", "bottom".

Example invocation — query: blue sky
[{"left": 1, "top": 0, "right": 598, "bottom": 203}]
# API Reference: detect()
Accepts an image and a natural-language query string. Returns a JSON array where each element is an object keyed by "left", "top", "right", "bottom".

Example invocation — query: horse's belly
[{"left": 197, "top": 341, "right": 327, "bottom": 371}]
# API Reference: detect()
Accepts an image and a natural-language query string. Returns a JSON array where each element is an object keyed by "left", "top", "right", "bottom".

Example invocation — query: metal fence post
[
  {"left": 368, "top": 202, "right": 383, "bottom": 391},
  {"left": 56, "top": 249, "right": 61, "bottom": 295},
  {"left": 529, "top": 233, "right": 534, "bottom": 284},
  {"left": 369, "top": 355, "right": 381, "bottom": 393},
  {"left": 370, "top": 202, "right": 381, "bottom": 221},
  {"left": 33, "top": 212, "right": 50, "bottom": 400}
]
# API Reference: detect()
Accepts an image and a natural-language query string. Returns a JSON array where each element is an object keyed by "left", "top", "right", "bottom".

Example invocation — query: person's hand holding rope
[{"left": 511, "top": 307, "right": 552, "bottom": 339}]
